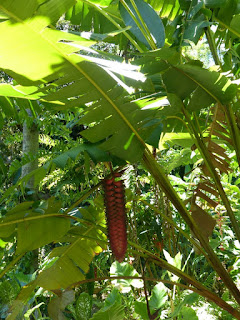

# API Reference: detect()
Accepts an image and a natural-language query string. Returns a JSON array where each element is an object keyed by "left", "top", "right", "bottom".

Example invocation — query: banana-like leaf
[
  {"left": 35, "top": 199, "right": 106, "bottom": 290},
  {"left": 162, "top": 63, "right": 237, "bottom": 111},
  {"left": 0, "top": 198, "right": 70, "bottom": 254},
  {"left": 6, "top": 282, "right": 37, "bottom": 320},
  {"left": 0, "top": 83, "right": 51, "bottom": 101},
  {"left": 138, "top": 49, "right": 236, "bottom": 110},
  {"left": 0, "top": 1, "right": 158, "bottom": 162},
  {"left": 66, "top": 0, "right": 122, "bottom": 32},
  {"left": 6, "top": 199, "right": 106, "bottom": 319}
]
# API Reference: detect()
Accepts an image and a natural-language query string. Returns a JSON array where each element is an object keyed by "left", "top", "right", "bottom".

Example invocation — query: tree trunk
[
  {"left": 21, "top": 110, "right": 39, "bottom": 190},
  {"left": 21, "top": 109, "right": 39, "bottom": 269}
]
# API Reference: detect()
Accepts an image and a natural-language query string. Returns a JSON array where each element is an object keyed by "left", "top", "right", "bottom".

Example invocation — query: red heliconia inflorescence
[{"left": 103, "top": 172, "right": 127, "bottom": 262}]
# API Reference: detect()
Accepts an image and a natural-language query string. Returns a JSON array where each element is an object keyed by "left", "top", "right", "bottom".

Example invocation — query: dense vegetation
[{"left": 0, "top": 0, "right": 240, "bottom": 319}]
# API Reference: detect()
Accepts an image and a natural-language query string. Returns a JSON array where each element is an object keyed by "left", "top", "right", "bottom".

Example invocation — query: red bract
[{"left": 103, "top": 172, "right": 127, "bottom": 262}]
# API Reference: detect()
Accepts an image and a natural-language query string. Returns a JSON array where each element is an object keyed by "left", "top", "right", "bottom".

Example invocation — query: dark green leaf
[
  {"left": 204, "top": 0, "right": 227, "bottom": 8},
  {"left": 90, "top": 290, "right": 124, "bottom": 320},
  {"left": 183, "top": 15, "right": 210, "bottom": 44},
  {"left": 119, "top": 0, "right": 165, "bottom": 48},
  {"left": 162, "top": 63, "right": 237, "bottom": 111}
]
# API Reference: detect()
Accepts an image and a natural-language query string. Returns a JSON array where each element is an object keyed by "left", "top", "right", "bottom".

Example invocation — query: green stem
[
  {"left": 224, "top": 103, "right": 240, "bottom": 167},
  {"left": 205, "top": 26, "right": 222, "bottom": 67}
]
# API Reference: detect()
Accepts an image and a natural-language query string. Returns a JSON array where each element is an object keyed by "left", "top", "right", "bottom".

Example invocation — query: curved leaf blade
[{"left": 119, "top": 0, "right": 165, "bottom": 48}]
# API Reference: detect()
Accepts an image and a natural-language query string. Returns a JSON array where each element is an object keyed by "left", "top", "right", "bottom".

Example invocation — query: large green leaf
[
  {"left": 179, "top": 307, "right": 198, "bottom": 320},
  {"left": 34, "top": 199, "right": 106, "bottom": 290},
  {"left": 0, "top": 0, "right": 84, "bottom": 84},
  {"left": 110, "top": 261, "right": 143, "bottom": 292},
  {"left": 149, "top": 283, "right": 168, "bottom": 311},
  {"left": 6, "top": 283, "right": 36, "bottom": 320},
  {"left": 183, "top": 14, "right": 210, "bottom": 44},
  {"left": 0, "top": 1, "right": 157, "bottom": 162},
  {"left": 6, "top": 200, "right": 106, "bottom": 319},
  {"left": 149, "top": 0, "right": 181, "bottom": 20},
  {"left": 35, "top": 234, "right": 103, "bottom": 290},
  {"left": 168, "top": 292, "right": 199, "bottom": 318},
  {"left": 0, "top": 199, "right": 70, "bottom": 253},
  {"left": 16, "top": 198, "right": 70, "bottom": 254},
  {"left": 162, "top": 63, "right": 237, "bottom": 111},
  {"left": 134, "top": 300, "right": 149, "bottom": 320},
  {"left": 0, "top": 83, "right": 50, "bottom": 102},
  {"left": 90, "top": 301, "right": 124, "bottom": 320}
]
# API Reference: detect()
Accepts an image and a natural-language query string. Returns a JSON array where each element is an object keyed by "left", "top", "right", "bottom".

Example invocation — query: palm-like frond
[{"left": 0, "top": 0, "right": 157, "bottom": 162}]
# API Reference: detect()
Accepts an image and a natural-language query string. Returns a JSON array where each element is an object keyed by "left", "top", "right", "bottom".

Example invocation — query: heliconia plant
[{"left": 103, "top": 172, "right": 127, "bottom": 262}]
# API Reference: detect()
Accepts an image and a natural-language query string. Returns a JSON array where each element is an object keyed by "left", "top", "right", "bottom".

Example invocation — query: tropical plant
[{"left": 0, "top": 0, "right": 240, "bottom": 319}]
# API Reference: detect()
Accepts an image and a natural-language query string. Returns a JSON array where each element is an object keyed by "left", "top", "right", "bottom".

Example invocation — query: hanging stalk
[
  {"left": 142, "top": 148, "right": 240, "bottom": 305},
  {"left": 182, "top": 107, "right": 240, "bottom": 243}
]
